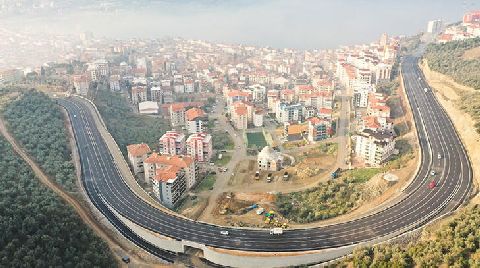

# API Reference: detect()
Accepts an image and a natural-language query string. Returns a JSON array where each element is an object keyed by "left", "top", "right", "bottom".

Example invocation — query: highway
[{"left": 58, "top": 55, "right": 472, "bottom": 255}]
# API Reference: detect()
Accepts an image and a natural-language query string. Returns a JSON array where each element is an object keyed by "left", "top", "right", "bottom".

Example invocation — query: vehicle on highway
[
  {"left": 424, "top": 87, "right": 428, "bottom": 92},
  {"left": 220, "top": 230, "right": 229, "bottom": 235},
  {"left": 270, "top": 228, "right": 283, "bottom": 235},
  {"left": 430, "top": 170, "right": 436, "bottom": 176},
  {"left": 73, "top": 114, "right": 77, "bottom": 118},
  {"left": 438, "top": 153, "right": 442, "bottom": 159},
  {"left": 428, "top": 180, "right": 436, "bottom": 189}
]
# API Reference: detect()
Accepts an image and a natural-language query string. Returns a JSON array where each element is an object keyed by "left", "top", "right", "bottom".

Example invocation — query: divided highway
[{"left": 58, "top": 55, "right": 472, "bottom": 256}]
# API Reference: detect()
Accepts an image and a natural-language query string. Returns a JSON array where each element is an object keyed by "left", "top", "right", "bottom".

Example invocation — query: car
[
  {"left": 424, "top": 87, "right": 428, "bottom": 93},
  {"left": 73, "top": 114, "right": 77, "bottom": 118},
  {"left": 220, "top": 230, "right": 229, "bottom": 235},
  {"left": 428, "top": 180, "right": 436, "bottom": 189},
  {"left": 209, "top": 162, "right": 215, "bottom": 166},
  {"left": 122, "top": 256, "right": 130, "bottom": 264},
  {"left": 437, "top": 153, "right": 442, "bottom": 159},
  {"left": 255, "top": 171, "right": 260, "bottom": 177},
  {"left": 237, "top": 146, "right": 241, "bottom": 149},
  {"left": 283, "top": 172, "right": 289, "bottom": 180},
  {"left": 430, "top": 170, "right": 436, "bottom": 176},
  {"left": 267, "top": 173, "right": 273, "bottom": 183}
]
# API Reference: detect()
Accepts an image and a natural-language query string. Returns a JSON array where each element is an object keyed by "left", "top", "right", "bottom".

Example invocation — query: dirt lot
[{"left": 224, "top": 144, "right": 337, "bottom": 194}]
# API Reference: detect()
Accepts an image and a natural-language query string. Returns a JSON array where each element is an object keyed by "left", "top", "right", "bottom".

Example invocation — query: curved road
[{"left": 58, "top": 56, "right": 472, "bottom": 255}]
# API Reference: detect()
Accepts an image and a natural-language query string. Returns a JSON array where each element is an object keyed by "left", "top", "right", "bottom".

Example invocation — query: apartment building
[
  {"left": 186, "top": 133, "right": 213, "bottom": 162},
  {"left": 308, "top": 117, "right": 332, "bottom": 142},
  {"left": 185, "top": 107, "right": 207, "bottom": 134},
  {"left": 159, "top": 130, "right": 186, "bottom": 155},
  {"left": 152, "top": 165, "right": 186, "bottom": 208},
  {"left": 72, "top": 74, "right": 90, "bottom": 96},
  {"left": 169, "top": 103, "right": 186, "bottom": 127},
  {"left": 131, "top": 85, "right": 148, "bottom": 104},
  {"left": 276, "top": 102, "right": 302, "bottom": 124},
  {"left": 126, "top": 143, "right": 151, "bottom": 174},
  {"left": 144, "top": 153, "right": 197, "bottom": 191},
  {"left": 354, "top": 129, "right": 396, "bottom": 166}
]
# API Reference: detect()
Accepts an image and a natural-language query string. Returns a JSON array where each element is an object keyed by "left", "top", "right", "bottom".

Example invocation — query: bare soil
[{"left": 462, "top": 46, "right": 480, "bottom": 60}]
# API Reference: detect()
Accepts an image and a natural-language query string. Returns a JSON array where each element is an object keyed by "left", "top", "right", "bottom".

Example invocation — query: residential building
[
  {"left": 231, "top": 105, "right": 248, "bottom": 130},
  {"left": 308, "top": 117, "right": 332, "bottom": 142},
  {"left": 144, "top": 152, "right": 197, "bottom": 188},
  {"left": 126, "top": 143, "right": 151, "bottom": 174},
  {"left": 354, "top": 129, "right": 396, "bottom": 166},
  {"left": 151, "top": 86, "right": 163, "bottom": 102},
  {"left": 248, "top": 84, "right": 267, "bottom": 103},
  {"left": 72, "top": 74, "right": 90, "bottom": 96},
  {"left": 131, "top": 86, "right": 147, "bottom": 104},
  {"left": 427, "top": 20, "right": 443, "bottom": 34},
  {"left": 152, "top": 166, "right": 186, "bottom": 208},
  {"left": 276, "top": 102, "right": 302, "bottom": 124},
  {"left": 169, "top": 103, "right": 186, "bottom": 127},
  {"left": 185, "top": 107, "right": 207, "bottom": 134},
  {"left": 253, "top": 109, "right": 264, "bottom": 127},
  {"left": 186, "top": 133, "right": 213, "bottom": 162},
  {"left": 109, "top": 75, "right": 121, "bottom": 91},
  {"left": 257, "top": 146, "right": 283, "bottom": 171},
  {"left": 159, "top": 130, "right": 186, "bottom": 155}
]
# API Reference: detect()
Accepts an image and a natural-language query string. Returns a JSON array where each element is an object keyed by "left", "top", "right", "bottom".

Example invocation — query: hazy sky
[{"left": 6, "top": 0, "right": 480, "bottom": 49}]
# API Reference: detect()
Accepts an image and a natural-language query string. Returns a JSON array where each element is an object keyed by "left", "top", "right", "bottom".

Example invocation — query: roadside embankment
[{"left": 420, "top": 59, "right": 480, "bottom": 204}]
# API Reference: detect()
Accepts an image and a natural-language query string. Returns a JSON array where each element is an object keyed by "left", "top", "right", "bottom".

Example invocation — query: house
[
  {"left": 354, "top": 129, "right": 396, "bottom": 166},
  {"left": 185, "top": 107, "right": 207, "bottom": 134},
  {"left": 126, "top": 143, "right": 151, "bottom": 174},
  {"left": 186, "top": 133, "right": 213, "bottom": 162},
  {"left": 257, "top": 146, "right": 283, "bottom": 171}
]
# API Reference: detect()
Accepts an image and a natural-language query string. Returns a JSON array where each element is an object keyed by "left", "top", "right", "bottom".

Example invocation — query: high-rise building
[{"left": 427, "top": 20, "right": 443, "bottom": 34}]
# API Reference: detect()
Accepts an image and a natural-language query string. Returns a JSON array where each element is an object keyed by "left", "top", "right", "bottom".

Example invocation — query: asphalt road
[{"left": 58, "top": 55, "right": 472, "bottom": 254}]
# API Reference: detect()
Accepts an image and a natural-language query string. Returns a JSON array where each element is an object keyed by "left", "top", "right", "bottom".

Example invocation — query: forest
[
  {"left": 93, "top": 90, "right": 169, "bottom": 156},
  {"left": 0, "top": 136, "right": 116, "bottom": 267},
  {"left": 424, "top": 37, "right": 480, "bottom": 90},
  {"left": 337, "top": 205, "right": 480, "bottom": 267},
  {"left": 3, "top": 90, "right": 77, "bottom": 191}
]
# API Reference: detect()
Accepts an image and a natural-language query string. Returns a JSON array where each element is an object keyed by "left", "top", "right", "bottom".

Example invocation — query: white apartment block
[
  {"left": 354, "top": 129, "right": 396, "bottom": 166},
  {"left": 126, "top": 143, "right": 151, "bottom": 174},
  {"left": 169, "top": 104, "right": 186, "bottom": 127}
]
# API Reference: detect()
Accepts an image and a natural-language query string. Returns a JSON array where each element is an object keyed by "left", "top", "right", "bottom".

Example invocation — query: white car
[
  {"left": 437, "top": 153, "right": 442, "bottom": 159},
  {"left": 220, "top": 230, "right": 229, "bottom": 235},
  {"left": 430, "top": 170, "right": 436, "bottom": 176}
]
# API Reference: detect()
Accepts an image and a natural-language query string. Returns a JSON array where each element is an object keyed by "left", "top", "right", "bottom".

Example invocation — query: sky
[{"left": 5, "top": 0, "right": 480, "bottom": 49}]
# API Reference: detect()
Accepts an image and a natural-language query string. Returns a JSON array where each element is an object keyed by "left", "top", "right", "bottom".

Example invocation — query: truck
[
  {"left": 331, "top": 168, "right": 341, "bottom": 179},
  {"left": 270, "top": 228, "right": 283, "bottom": 235}
]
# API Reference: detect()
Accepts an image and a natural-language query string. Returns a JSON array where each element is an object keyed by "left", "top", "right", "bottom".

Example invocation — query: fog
[{"left": 4, "top": 0, "right": 479, "bottom": 49}]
